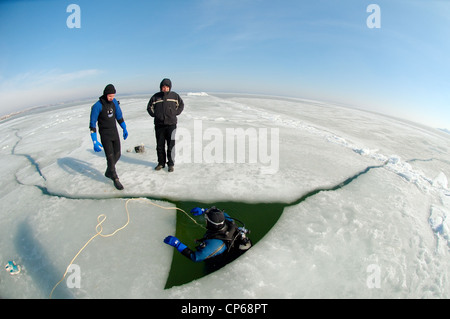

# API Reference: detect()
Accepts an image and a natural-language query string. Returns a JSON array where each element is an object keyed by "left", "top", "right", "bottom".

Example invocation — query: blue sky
[{"left": 1, "top": 0, "right": 450, "bottom": 129}]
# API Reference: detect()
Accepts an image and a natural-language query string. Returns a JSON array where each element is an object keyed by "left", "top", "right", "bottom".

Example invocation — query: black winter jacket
[{"left": 147, "top": 90, "right": 184, "bottom": 126}]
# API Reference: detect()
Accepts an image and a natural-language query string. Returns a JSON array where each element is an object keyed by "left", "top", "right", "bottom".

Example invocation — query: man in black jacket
[{"left": 147, "top": 78, "right": 184, "bottom": 172}]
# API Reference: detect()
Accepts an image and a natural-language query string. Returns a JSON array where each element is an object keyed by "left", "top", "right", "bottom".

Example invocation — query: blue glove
[
  {"left": 90, "top": 132, "right": 103, "bottom": 152},
  {"left": 120, "top": 122, "right": 128, "bottom": 140},
  {"left": 191, "top": 207, "right": 206, "bottom": 216},
  {"left": 164, "top": 235, "right": 187, "bottom": 253}
]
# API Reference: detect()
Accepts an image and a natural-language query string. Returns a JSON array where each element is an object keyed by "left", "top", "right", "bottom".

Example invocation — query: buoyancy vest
[
  {"left": 200, "top": 219, "right": 240, "bottom": 252},
  {"left": 90, "top": 96, "right": 124, "bottom": 139},
  {"left": 98, "top": 97, "right": 118, "bottom": 132}
]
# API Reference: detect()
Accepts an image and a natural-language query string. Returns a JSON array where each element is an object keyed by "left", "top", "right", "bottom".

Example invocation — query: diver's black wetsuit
[{"left": 89, "top": 96, "right": 125, "bottom": 180}]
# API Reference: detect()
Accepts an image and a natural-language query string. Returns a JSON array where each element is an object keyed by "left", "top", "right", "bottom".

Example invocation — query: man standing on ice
[
  {"left": 147, "top": 78, "right": 184, "bottom": 172},
  {"left": 89, "top": 84, "right": 129, "bottom": 190}
]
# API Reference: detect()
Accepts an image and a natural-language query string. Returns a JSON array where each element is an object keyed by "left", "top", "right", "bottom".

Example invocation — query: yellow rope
[{"left": 49, "top": 198, "right": 205, "bottom": 299}]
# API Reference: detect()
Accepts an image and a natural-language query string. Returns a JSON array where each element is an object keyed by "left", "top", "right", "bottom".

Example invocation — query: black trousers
[
  {"left": 101, "top": 135, "right": 121, "bottom": 179},
  {"left": 155, "top": 124, "right": 176, "bottom": 167}
]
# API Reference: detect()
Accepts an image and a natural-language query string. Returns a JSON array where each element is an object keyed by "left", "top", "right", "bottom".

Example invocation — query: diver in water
[{"left": 164, "top": 207, "right": 251, "bottom": 269}]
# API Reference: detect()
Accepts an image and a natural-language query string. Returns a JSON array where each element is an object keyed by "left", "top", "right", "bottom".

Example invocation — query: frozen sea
[{"left": 0, "top": 93, "right": 449, "bottom": 298}]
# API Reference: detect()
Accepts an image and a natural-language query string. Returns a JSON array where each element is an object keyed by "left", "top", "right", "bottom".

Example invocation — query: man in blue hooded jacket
[{"left": 89, "top": 84, "right": 128, "bottom": 190}]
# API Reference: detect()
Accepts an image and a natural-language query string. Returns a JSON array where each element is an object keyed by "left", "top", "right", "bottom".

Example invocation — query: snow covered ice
[{"left": 0, "top": 93, "right": 449, "bottom": 298}]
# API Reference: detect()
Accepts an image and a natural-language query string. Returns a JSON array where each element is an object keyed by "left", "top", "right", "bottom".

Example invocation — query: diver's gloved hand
[
  {"left": 90, "top": 132, "right": 103, "bottom": 152},
  {"left": 164, "top": 236, "right": 187, "bottom": 253},
  {"left": 191, "top": 207, "right": 206, "bottom": 216},
  {"left": 120, "top": 122, "right": 128, "bottom": 140}
]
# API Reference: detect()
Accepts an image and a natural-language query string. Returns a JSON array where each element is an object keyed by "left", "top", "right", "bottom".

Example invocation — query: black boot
[
  {"left": 113, "top": 178, "right": 124, "bottom": 190},
  {"left": 105, "top": 169, "right": 114, "bottom": 180}
]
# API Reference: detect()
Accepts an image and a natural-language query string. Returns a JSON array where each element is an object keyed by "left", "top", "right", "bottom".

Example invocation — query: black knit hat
[
  {"left": 205, "top": 207, "right": 225, "bottom": 230},
  {"left": 103, "top": 84, "right": 116, "bottom": 96}
]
